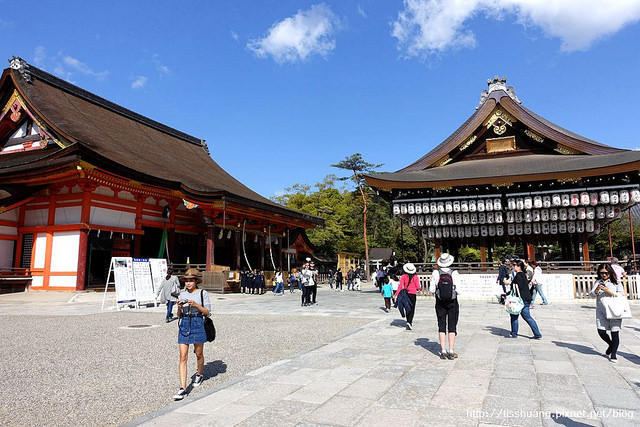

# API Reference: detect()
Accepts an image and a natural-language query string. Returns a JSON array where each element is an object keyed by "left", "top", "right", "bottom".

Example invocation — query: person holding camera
[{"left": 174, "top": 268, "right": 211, "bottom": 401}]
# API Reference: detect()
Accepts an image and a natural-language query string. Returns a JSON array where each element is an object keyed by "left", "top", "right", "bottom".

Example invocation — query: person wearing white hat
[
  {"left": 394, "top": 262, "right": 422, "bottom": 330},
  {"left": 430, "top": 253, "right": 461, "bottom": 360}
]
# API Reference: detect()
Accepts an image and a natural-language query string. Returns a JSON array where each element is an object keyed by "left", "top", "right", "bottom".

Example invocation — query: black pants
[
  {"left": 302, "top": 286, "right": 312, "bottom": 305},
  {"left": 406, "top": 294, "right": 417, "bottom": 324},
  {"left": 435, "top": 298, "right": 459, "bottom": 334},
  {"left": 311, "top": 285, "right": 317, "bottom": 303}
]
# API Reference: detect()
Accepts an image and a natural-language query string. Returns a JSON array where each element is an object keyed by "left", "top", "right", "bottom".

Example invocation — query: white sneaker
[
  {"left": 173, "top": 388, "right": 187, "bottom": 400},
  {"left": 193, "top": 374, "right": 203, "bottom": 387}
]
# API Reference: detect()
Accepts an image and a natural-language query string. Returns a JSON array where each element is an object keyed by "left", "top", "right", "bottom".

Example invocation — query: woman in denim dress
[{"left": 173, "top": 268, "right": 211, "bottom": 400}]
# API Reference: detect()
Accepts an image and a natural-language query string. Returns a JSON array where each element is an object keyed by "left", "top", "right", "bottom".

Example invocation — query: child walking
[{"left": 381, "top": 278, "right": 393, "bottom": 312}]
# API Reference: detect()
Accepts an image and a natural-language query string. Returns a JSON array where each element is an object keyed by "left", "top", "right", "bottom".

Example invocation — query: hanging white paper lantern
[
  {"left": 450, "top": 227, "right": 457, "bottom": 238},
  {"left": 408, "top": 203, "right": 415, "bottom": 214},
  {"left": 506, "top": 211, "right": 515, "bottom": 223},
  {"left": 570, "top": 193, "right": 580, "bottom": 206},
  {"left": 470, "top": 213, "right": 478, "bottom": 225},
  {"left": 516, "top": 224, "right": 523, "bottom": 235},
  {"left": 586, "top": 220, "right": 594, "bottom": 233},
  {"left": 417, "top": 216, "right": 424, "bottom": 226},
  {"left": 494, "top": 198, "right": 502, "bottom": 210},
  {"left": 578, "top": 207, "right": 586, "bottom": 220},
  {"left": 393, "top": 204, "right": 401, "bottom": 215},
  {"left": 610, "top": 191, "right": 619, "bottom": 205},
  {"left": 425, "top": 215, "right": 432, "bottom": 226},
  {"left": 508, "top": 198, "right": 516, "bottom": 210},
  {"left": 461, "top": 200, "right": 469, "bottom": 212},
  {"left": 421, "top": 229, "right": 429, "bottom": 238},
  {"left": 481, "top": 225, "right": 488, "bottom": 236},
  {"left": 508, "top": 224, "right": 515, "bottom": 235},
  {"left": 543, "top": 195, "right": 552, "bottom": 208},
  {"left": 524, "top": 197, "right": 533, "bottom": 209},
  {"left": 430, "top": 201, "right": 438, "bottom": 213},
  {"left": 428, "top": 228, "right": 435, "bottom": 239},
  {"left": 455, "top": 213, "right": 462, "bottom": 225},
  {"left": 457, "top": 226, "right": 465, "bottom": 237},
  {"left": 448, "top": 214, "right": 455, "bottom": 225},
  {"left": 606, "top": 206, "right": 615, "bottom": 219},
  {"left": 495, "top": 212, "right": 503, "bottom": 223},
  {"left": 423, "top": 202, "right": 430, "bottom": 213},
  {"left": 453, "top": 200, "right": 461, "bottom": 212},
  {"left": 442, "top": 227, "right": 449, "bottom": 238},
  {"left": 462, "top": 213, "right": 470, "bottom": 224},
  {"left": 432, "top": 215, "right": 439, "bottom": 226},
  {"left": 524, "top": 210, "right": 532, "bottom": 222},
  {"left": 586, "top": 207, "right": 595, "bottom": 220},
  {"left": 435, "top": 227, "right": 442, "bottom": 238},
  {"left": 445, "top": 201, "right": 453, "bottom": 212},
  {"left": 477, "top": 199, "right": 485, "bottom": 212},
  {"left": 516, "top": 198, "right": 524, "bottom": 210},
  {"left": 599, "top": 191, "right": 609, "bottom": 204},
  {"left": 489, "top": 225, "right": 496, "bottom": 236},
  {"left": 415, "top": 203, "right": 422, "bottom": 214},
  {"left": 515, "top": 211, "right": 523, "bottom": 223},
  {"left": 620, "top": 190, "right": 629, "bottom": 204},
  {"left": 468, "top": 200, "right": 477, "bottom": 212},
  {"left": 541, "top": 209, "right": 549, "bottom": 222},
  {"left": 589, "top": 193, "right": 598, "bottom": 206},
  {"left": 534, "top": 196, "right": 543, "bottom": 208},
  {"left": 562, "top": 194, "right": 571, "bottom": 206},
  {"left": 401, "top": 203, "right": 408, "bottom": 214},
  {"left": 486, "top": 199, "right": 493, "bottom": 211},
  {"left": 478, "top": 212, "right": 486, "bottom": 223},
  {"left": 532, "top": 210, "right": 541, "bottom": 222},
  {"left": 487, "top": 212, "right": 495, "bottom": 223},
  {"left": 465, "top": 226, "right": 472, "bottom": 237},
  {"left": 569, "top": 208, "right": 577, "bottom": 220},
  {"left": 550, "top": 223, "right": 558, "bottom": 234},
  {"left": 524, "top": 223, "right": 532, "bottom": 234},
  {"left": 552, "top": 194, "right": 561, "bottom": 206},
  {"left": 533, "top": 223, "right": 541, "bottom": 234},
  {"left": 632, "top": 189, "right": 640, "bottom": 203},
  {"left": 577, "top": 221, "right": 585, "bottom": 233},
  {"left": 567, "top": 221, "right": 576, "bottom": 233},
  {"left": 559, "top": 208, "right": 568, "bottom": 221},
  {"left": 496, "top": 225, "right": 504, "bottom": 236},
  {"left": 542, "top": 223, "right": 550, "bottom": 234},
  {"left": 580, "top": 192, "right": 590, "bottom": 206},
  {"left": 410, "top": 216, "right": 417, "bottom": 226},
  {"left": 440, "top": 214, "right": 448, "bottom": 225},
  {"left": 550, "top": 209, "right": 558, "bottom": 221},
  {"left": 472, "top": 226, "right": 480, "bottom": 237},
  {"left": 559, "top": 222, "right": 567, "bottom": 233},
  {"left": 596, "top": 206, "right": 605, "bottom": 219},
  {"left": 437, "top": 202, "right": 445, "bottom": 213}
]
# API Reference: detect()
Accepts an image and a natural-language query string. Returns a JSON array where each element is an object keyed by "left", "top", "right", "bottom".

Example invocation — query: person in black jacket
[
  {"left": 496, "top": 258, "right": 509, "bottom": 304},
  {"left": 509, "top": 260, "right": 542, "bottom": 339}
]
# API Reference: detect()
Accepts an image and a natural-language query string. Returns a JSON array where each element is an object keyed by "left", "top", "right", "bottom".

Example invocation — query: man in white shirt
[{"left": 610, "top": 258, "right": 627, "bottom": 283}]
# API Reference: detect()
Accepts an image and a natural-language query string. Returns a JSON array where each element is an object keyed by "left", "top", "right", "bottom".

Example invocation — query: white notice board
[
  {"left": 149, "top": 258, "right": 168, "bottom": 294},
  {"left": 113, "top": 257, "right": 135, "bottom": 304},
  {"left": 132, "top": 258, "right": 156, "bottom": 304}
]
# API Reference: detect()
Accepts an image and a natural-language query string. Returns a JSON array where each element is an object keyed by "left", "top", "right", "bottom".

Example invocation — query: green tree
[{"left": 331, "top": 154, "right": 382, "bottom": 280}]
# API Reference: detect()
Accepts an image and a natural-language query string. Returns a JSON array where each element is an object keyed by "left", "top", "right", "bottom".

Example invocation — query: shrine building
[
  {"left": 365, "top": 77, "right": 640, "bottom": 263},
  {"left": 0, "top": 57, "right": 322, "bottom": 291}
]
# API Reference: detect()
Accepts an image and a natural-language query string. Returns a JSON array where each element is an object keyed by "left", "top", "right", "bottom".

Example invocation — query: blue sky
[{"left": 2, "top": 0, "right": 640, "bottom": 198}]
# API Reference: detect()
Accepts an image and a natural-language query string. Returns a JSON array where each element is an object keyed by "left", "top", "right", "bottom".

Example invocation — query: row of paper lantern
[
  {"left": 506, "top": 190, "right": 640, "bottom": 210},
  {"left": 422, "top": 221, "right": 601, "bottom": 239},
  {"left": 394, "top": 188, "right": 640, "bottom": 217},
  {"left": 409, "top": 205, "right": 622, "bottom": 227}
]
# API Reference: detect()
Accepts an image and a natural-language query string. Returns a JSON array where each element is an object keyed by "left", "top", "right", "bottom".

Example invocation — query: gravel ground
[{"left": 0, "top": 312, "right": 372, "bottom": 426}]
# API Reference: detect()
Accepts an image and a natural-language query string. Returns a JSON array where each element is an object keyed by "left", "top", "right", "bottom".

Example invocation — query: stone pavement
[{"left": 112, "top": 284, "right": 640, "bottom": 427}]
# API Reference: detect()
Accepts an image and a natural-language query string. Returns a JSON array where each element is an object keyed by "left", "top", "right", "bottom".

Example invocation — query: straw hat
[
  {"left": 181, "top": 268, "right": 202, "bottom": 283},
  {"left": 403, "top": 263, "right": 416, "bottom": 274},
  {"left": 436, "top": 253, "right": 454, "bottom": 268}
]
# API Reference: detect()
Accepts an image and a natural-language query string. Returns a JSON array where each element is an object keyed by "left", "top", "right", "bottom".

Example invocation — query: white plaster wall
[
  {"left": 24, "top": 209, "right": 49, "bottom": 226},
  {"left": 0, "top": 240, "right": 15, "bottom": 268},
  {"left": 94, "top": 186, "right": 114, "bottom": 197},
  {"left": 90, "top": 207, "right": 136, "bottom": 229},
  {"left": 55, "top": 206, "right": 82, "bottom": 225},
  {"left": 0, "top": 226, "right": 17, "bottom": 236},
  {"left": 33, "top": 233, "right": 47, "bottom": 268},
  {"left": 49, "top": 276, "right": 77, "bottom": 287},
  {"left": 0, "top": 209, "right": 18, "bottom": 221},
  {"left": 50, "top": 231, "right": 80, "bottom": 272},
  {"left": 31, "top": 276, "right": 43, "bottom": 287}
]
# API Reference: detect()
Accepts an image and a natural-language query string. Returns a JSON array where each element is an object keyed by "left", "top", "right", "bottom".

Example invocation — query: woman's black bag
[{"left": 200, "top": 290, "right": 216, "bottom": 342}]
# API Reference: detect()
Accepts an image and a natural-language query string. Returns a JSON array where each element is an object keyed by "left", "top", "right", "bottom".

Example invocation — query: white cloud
[
  {"left": 131, "top": 75, "right": 148, "bottom": 89},
  {"left": 33, "top": 46, "right": 46, "bottom": 66},
  {"left": 392, "top": 0, "right": 640, "bottom": 58},
  {"left": 230, "top": 30, "right": 239, "bottom": 41},
  {"left": 151, "top": 54, "right": 170, "bottom": 75},
  {"left": 357, "top": 5, "right": 367, "bottom": 18},
  {"left": 63, "top": 55, "right": 109, "bottom": 79},
  {"left": 247, "top": 3, "right": 340, "bottom": 63}
]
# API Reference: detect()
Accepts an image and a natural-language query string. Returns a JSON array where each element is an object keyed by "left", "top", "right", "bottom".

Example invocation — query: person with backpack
[
  {"left": 394, "top": 263, "right": 422, "bottom": 330},
  {"left": 430, "top": 253, "right": 461, "bottom": 360}
]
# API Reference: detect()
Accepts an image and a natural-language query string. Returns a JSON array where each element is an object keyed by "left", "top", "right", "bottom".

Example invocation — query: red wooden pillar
[
  {"left": 76, "top": 181, "right": 94, "bottom": 291},
  {"left": 133, "top": 194, "right": 145, "bottom": 258},
  {"left": 206, "top": 225, "right": 215, "bottom": 271},
  {"left": 581, "top": 234, "right": 590, "bottom": 262},
  {"left": 480, "top": 238, "right": 487, "bottom": 271},
  {"left": 434, "top": 240, "right": 441, "bottom": 259},
  {"left": 527, "top": 242, "right": 536, "bottom": 261}
]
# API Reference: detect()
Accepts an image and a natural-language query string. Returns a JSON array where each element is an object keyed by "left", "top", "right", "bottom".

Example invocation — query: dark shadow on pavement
[
  {"left": 550, "top": 414, "right": 596, "bottom": 426},
  {"left": 390, "top": 319, "right": 406, "bottom": 328},
  {"left": 625, "top": 325, "right": 640, "bottom": 332},
  {"left": 551, "top": 341, "right": 600, "bottom": 356},
  {"left": 414, "top": 338, "right": 440, "bottom": 357},
  {"left": 580, "top": 305, "right": 596, "bottom": 310},
  {"left": 617, "top": 351, "right": 640, "bottom": 365},
  {"left": 484, "top": 326, "right": 510, "bottom": 337},
  {"left": 203, "top": 360, "right": 228, "bottom": 380}
]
